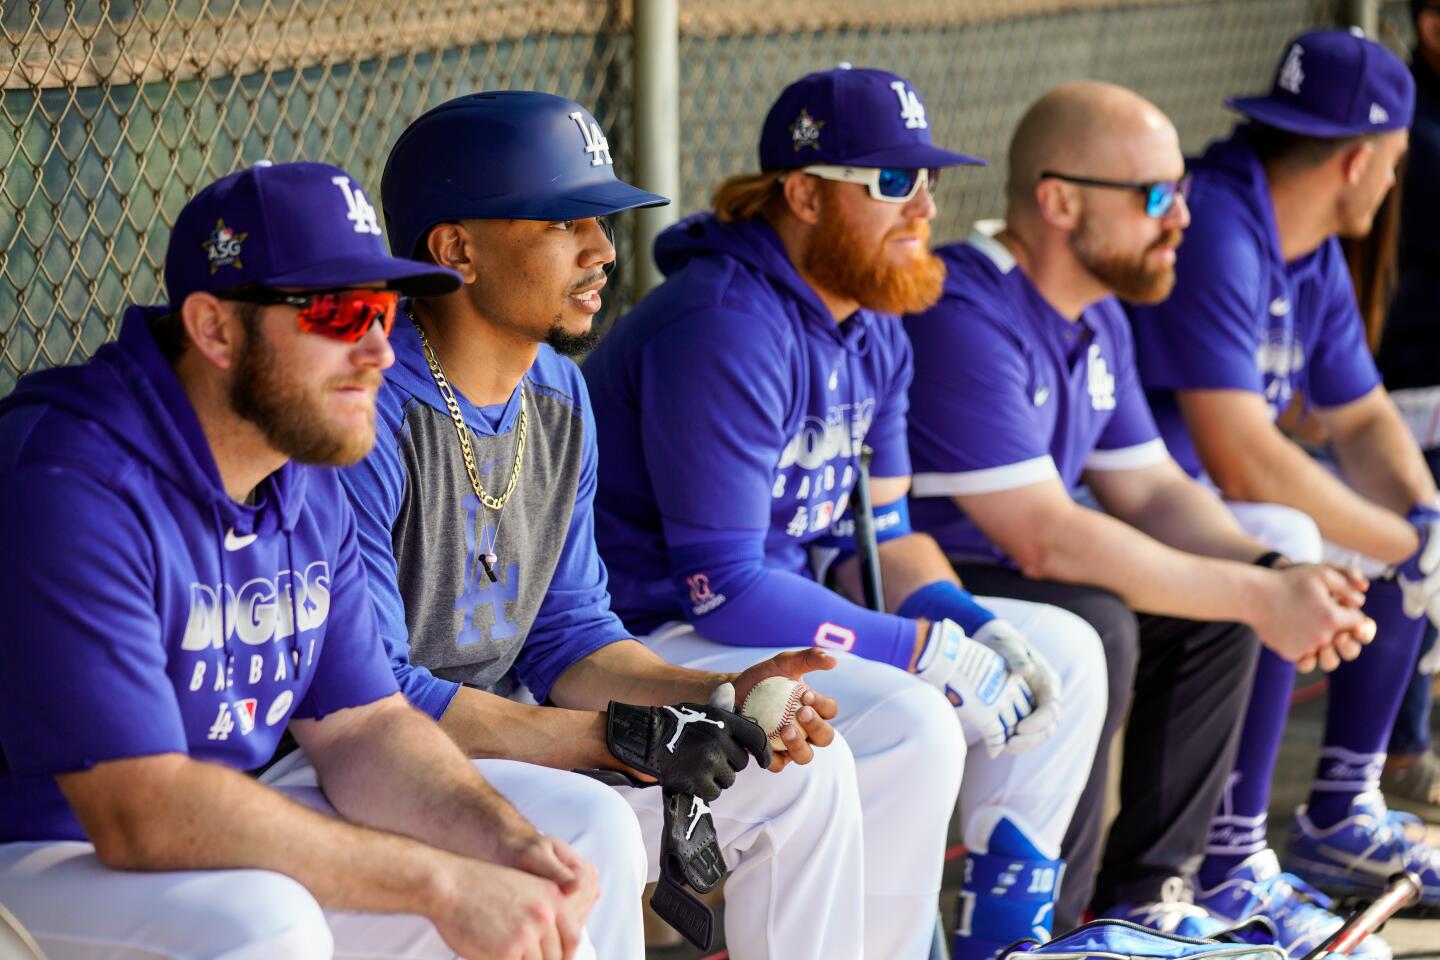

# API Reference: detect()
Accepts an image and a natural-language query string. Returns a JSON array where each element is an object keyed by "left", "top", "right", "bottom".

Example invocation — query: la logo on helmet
[
  {"left": 890, "top": 81, "right": 928, "bottom": 130},
  {"left": 569, "top": 111, "right": 614, "bottom": 166}
]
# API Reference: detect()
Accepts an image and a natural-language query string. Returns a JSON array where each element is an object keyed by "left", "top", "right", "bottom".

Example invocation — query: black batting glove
[{"left": 605, "top": 700, "right": 772, "bottom": 801}]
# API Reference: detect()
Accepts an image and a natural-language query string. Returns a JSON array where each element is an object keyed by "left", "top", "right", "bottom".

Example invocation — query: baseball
[{"left": 739, "top": 677, "right": 809, "bottom": 753}]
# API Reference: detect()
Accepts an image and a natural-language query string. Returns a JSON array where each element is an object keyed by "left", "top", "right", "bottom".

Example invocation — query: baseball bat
[
  {"left": 0, "top": 901, "right": 45, "bottom": 959},
  {"left": 1298, "top": 872, "right": 1422, "bottom": 959},
  {"left": 853, "top": 445, "right": 885, "bottom": 613}
]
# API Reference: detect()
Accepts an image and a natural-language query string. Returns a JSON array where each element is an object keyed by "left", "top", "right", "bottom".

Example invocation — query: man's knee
[
  {"left": 1230, "top": 501, "right": 1324, "bottom": 564},
  {"left": 865, "top": 677, "right": 967, "bottom": 796},
  {"left": 175, "top": 870, "right": 333, "bottom": 960},
  {"left": 540, "top": 775, "right": 648, "bottom": 894},
  {"left": 1019, "top": 602, "right": 1109, "bottom": 718},
  {"left": 771, "top": 729, "right": 861, "bottom": 819},
  {"left": 996, "top": 584, "right": 1137, "bottom": 717}
]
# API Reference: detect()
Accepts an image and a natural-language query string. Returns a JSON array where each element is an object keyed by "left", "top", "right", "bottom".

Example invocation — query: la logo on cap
[
  {"left": 1279, "top": 43, "right": 1305, "bottom": 95},
  {"left": 331, "top": 176, "right": 381, "bottom": 235},
  {"left": 890, "top": 80, "right": 928, "bottom": 130}
]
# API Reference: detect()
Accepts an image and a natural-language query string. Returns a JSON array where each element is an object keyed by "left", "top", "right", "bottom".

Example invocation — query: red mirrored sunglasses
[{"left": 223, "top": 287, "right": 399, "bottom": 343}]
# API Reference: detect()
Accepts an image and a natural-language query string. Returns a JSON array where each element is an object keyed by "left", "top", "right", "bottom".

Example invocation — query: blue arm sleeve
[
  {"left": 339, "top": 394, "right": 460, "bottom": 720},
  {"left": 667, "top": 523, "right": 918, "bottom": 669},
  {"left": 512, "top": 389, "right": 632, "bottom": 703},
  {"left": 0, "top": 466, "right": 187, "bottom": 775}
]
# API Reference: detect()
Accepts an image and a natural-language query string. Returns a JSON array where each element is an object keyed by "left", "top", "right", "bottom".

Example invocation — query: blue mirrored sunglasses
[
  {"left": 1038, "top": 170, "right": 1192, "bottom": 218},
  {"left": 801, "top": 164, "right": 941, "bottom": 203}
]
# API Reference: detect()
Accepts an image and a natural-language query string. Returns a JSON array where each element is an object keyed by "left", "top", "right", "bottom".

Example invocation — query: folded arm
[{"left": 1179, "top": 388, "right": 1418, "bottom": 564}]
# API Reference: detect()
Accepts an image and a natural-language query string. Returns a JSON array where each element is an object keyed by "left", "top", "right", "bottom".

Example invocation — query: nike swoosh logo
[
  {"left": 1315, "top": 845, "right": 1407, "bottom": 876},
  {"left": 224, "top": 529, "right": 258, "bottom": 552},
  {"left": 1270, "top": 297, "right": 1291, "bottom": 316}
]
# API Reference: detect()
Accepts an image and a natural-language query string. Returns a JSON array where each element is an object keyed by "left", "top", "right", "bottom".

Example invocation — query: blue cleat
[
  {"left": 1196, "top": 849, "right": 1391, "bottom": 959},
  {"left": 1285, "top": 791, "right": 1440, "bottom": 908},
  {"left": 1100, "top": 878, "right": 1230, "bottom": 939}
]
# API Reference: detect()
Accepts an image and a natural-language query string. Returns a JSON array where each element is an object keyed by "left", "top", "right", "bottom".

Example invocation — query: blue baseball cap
[
  {"left": 165, "top": 161, "right": 461, "bottom": 308},
  {"left": 381, "top": 91, "right": 670, "bottom": 260},
  {"left": 758, "top": 67, "right": 984, "bottom": 171},
  {"left": 1227, "top": 29, "right": 1415, "bottom": 138}
]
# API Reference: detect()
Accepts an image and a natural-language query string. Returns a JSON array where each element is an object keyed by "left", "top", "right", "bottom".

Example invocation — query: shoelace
[
  {"left": 1260, "top": 877, "right": 1336, "bottom": 944},
  {"left": 1135, "top": 878, "right": 1213, "bottom": 932}
]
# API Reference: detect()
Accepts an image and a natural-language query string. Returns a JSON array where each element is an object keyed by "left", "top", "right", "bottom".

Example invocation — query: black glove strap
[
  {"left": 570, "top": 767, "right": 653, "bottom": 790},
  {"left": 650, "top": 789, "right": 726, "bottom": 951},
  {"left": 605, "top": 701, "right": 664, "bottom": 776}
]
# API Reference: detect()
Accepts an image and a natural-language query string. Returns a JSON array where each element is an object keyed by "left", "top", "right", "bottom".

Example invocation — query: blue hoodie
[
  {"left": 1127, "top": 126, "right": 1379, "bottom": 477},
  {"left": 582, "top": 213, "right": 919, "bottom": 667},
  {"left": 0, "top": 309, "right": 398, "bottom": 842}
]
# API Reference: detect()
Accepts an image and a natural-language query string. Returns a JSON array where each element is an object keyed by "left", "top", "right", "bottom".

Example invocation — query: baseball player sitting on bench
[
  {"left": 582, "top": 65, "right": 1109, "bottom": 960},
  {"left": 289, "top": 91, "right": 863, "bottom": 960},
  {"left": 0, "top": 162, "right": 614, "bottom": 959},
  {"left": 901, "top": 80, "right": 1377, "bottom": 954},
  {"left": 1128, "top": 29, "right": 1440, "bottom": 929}
]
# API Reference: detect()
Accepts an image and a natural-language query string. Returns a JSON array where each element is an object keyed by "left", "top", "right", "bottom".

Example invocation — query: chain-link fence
[
  {"left": 0, "top": 1, "right": 633, "bottom": 391},
  {"left": 680, "top": 0, "right": 1345, "bottom": 243},
  {"left": 2, "top": 0, "right": 1355, "bottom": 393},
  {"left": 1380, "top": 0, "right": 1418, "bottom": 53}
]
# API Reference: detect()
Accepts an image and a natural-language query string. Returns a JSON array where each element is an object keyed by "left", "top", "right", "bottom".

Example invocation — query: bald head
[{"left": 1007, "top": 81, "right": 1180, "bottom": 216}]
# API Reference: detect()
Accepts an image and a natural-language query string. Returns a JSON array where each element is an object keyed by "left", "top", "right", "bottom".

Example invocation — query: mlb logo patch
[{"left": 234, "top": 697, "right": 258, "bottom": 735}]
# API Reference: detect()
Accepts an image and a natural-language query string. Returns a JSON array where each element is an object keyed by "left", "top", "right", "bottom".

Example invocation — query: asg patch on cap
[{"left": 790, "top": 109, "right": 825, "bottom": 151}]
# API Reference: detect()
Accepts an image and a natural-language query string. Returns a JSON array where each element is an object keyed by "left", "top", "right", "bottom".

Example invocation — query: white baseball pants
[
  {"left": 640, "top": 593, "right": 1107, "bottom": 960},
  {"left": 265, "top": 744, "right": 868, "bottom": 960}
]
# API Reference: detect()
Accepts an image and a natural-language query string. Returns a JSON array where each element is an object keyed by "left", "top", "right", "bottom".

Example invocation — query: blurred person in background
[
  {"left": 1129, "top": 29, "right": 1440, "bottom": 922},
  {"left": 1373, "top": 0, "right": 1440, "bottom": 822}
]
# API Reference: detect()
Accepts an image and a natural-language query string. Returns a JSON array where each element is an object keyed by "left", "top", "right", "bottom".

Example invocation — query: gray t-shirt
[{"left": 340, "top": 316, "right": 632, "bottom": 717}]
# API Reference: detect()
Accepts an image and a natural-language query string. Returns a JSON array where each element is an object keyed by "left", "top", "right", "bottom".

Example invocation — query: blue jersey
[
  {"left": 0, "top": 309, "right": 398, "bottom": 842},
  {"left": 582, "top": 212, "right": 919, "bottom": 668},
  {"left": 1128, "top": 127, "right": 1380, "bottom": 476},
  {"left": 339, "top": 311, "right": 631, "bottom": 715},
  {"left": 905, "top": 225, "right": 1165, "bottom": 563}
]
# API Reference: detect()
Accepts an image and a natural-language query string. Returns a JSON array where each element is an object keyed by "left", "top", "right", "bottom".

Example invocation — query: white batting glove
[
  {"left": 1396, "top": 509, "right": 1440, "bottom": 629},
  {"left": 973, "top": 620, "right": 1062, "bottom": 754},
  {"left": 914, "top": 618, "right": 1035, "bottom": 758}
]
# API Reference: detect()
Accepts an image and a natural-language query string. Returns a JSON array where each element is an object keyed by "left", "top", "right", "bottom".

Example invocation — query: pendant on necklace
[{"left": 479, "top": 552, "right": 499, "bottom": 583}]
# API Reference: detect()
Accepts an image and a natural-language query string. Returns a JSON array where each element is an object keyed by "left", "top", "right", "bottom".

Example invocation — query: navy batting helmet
[{"left": 381, "top": 91, "right": 669, "bottom": 260}]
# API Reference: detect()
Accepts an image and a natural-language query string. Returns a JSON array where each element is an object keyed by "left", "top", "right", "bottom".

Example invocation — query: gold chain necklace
[{"left": 410, "top": 304, "right": 526, "bottom": 582}]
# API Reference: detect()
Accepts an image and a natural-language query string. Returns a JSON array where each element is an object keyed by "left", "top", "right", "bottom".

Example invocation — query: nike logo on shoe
[
  {"left": 1314, "top": 845, "right": 1407, "bottom": 876},
  {"left": 224, "top": 529, "right": 259, "bottom": 552}
]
